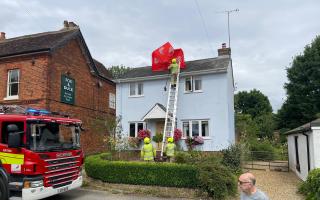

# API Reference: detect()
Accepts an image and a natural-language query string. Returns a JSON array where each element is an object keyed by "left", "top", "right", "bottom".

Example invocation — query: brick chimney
[
  {"left": 0, "top": 32, "right": 6, "bottom": 41},
  {"left": 62, "top": 20, "right": 79, "bottom": 30},
  {"left": 218, "top": 43, "right": 231, "bottom": 57}
]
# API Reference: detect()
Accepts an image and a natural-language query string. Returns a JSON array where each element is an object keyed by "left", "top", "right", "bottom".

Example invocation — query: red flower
[
  {"left": 174, "top": 128, "right": 182, "bottom": 142},
  {"left": 137, "top": 129, "right": 151, "bottom": 140}
]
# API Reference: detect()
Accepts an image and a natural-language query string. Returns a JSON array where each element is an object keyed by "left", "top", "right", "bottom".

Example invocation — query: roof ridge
[{"left": 0, "top": 28, "right": 78, "bottom": 44}]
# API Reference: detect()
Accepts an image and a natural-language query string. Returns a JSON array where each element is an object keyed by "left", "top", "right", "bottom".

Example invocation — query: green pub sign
[{"left": 61, "top": 75, "right": 75, "bottom": 105}]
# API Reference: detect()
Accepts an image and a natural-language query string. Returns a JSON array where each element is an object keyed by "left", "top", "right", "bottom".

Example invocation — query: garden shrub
[
  {"left": 221, "top": 143, "right": 243, "bottom": 174},
  {"left": 197, "top": 160, "right": 237, "bottom": 199},
  {"left": 100, "top": 152, "right": 113, "bottom": 160},
  {"left": 298, "top": 168, "right": 320, "bottom": 200},
  {"left": 85, "top": 154, "right": 199, "bottom": 188},
  {"left": 249, "top": 140, "right": 276, "bottom": 161},
  {"left": 174, "top": 151, "right": 192, "bottom": 164}
]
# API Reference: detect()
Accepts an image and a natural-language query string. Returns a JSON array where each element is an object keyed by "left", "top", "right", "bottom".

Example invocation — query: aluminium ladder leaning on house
[{"left": 160, "top": 64, "right": 181, "bottom": 158}]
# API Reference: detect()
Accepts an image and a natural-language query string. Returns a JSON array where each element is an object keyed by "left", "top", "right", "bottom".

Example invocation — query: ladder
[{"left": 160, "top": 66, "right": 180, "bottom": 157}]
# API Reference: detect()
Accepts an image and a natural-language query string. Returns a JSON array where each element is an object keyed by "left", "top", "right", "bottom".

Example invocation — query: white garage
[{"left": 286, "top": 118, "right": 320, "bottom": 180}]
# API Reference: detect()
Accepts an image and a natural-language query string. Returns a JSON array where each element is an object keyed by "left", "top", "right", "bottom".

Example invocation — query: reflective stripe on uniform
[{"left": 0, "top": 152, "right": 24, "bottom": 165}]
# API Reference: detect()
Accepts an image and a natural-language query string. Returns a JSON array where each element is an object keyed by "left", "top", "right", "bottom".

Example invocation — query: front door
[{"left": 156, "top": 121, "right": 164, "bottom": 135}]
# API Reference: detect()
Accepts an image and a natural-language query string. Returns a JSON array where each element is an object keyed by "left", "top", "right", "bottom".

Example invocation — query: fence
[{"left": 243, "top": 151, "right": 289, "bottom": 172}]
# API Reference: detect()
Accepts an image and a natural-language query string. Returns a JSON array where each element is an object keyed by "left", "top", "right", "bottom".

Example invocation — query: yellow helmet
[
  {"left": 172, "top": 58, "right": 176, "bottom": 63},
  {"left": 144, "top": 137, "right": 150, "bottom": 144},
  {"left": 167, "top": 137, "right": 174, "bottom": 143}
]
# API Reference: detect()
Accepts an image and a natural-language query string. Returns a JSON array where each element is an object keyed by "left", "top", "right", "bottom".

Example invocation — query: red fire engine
[{"left": 0, "top": 105, "right": 84, "bottom": 200}]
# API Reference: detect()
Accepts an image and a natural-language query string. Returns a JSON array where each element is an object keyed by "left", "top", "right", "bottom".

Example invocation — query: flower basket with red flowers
[
  {"left": 173, "top": 128, "right": 182, "bottom": 142},
  {"left": 185, "top": 136, "right": 204, "bottom": 151},
  {"left": 137, "top": 129, "right": 151, "bottom": 140}
]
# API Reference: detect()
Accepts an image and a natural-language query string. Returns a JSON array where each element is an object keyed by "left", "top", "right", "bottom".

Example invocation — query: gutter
[{"left": 115, "top": 67, "right": 227, "bottom": 83}]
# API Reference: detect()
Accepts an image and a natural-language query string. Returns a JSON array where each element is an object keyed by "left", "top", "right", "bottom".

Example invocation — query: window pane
[
  {"left": 201, "top": 121, "right": 209, "bottom": 137},
  {"left": 192, "top": 121, "right": 199, "bottom": 136},
  {"left": 129, "top": 123, "right": 136, "bottom": 137},
  {"left": 183, "top": 122, "right": 189, "bottom": 137},
  {"left": 138, "top": 83, "right": 143, "bottom": 95},
  {"left": 194, "top": 79, "right": 202, "bottom": 91},
  {"left": 185, "top": 77, "right": 192, "bottom": 92},
  {"left": 109, "top": 93, "right": 115, "bottom": 109},
  {"left": 130, "top": 83, "right": 135, "bottom": 96},
  {"left": 10, "top": 70, "right": 19, "bottom": 83},
  {"left": 137, "top": 123, "right": 144, "bottom": 132},
  {"left": 10, "top": 83, "right": 19, "bottom": 96}
]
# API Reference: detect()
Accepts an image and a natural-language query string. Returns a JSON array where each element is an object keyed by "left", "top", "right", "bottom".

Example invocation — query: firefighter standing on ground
[
  {"left": 165, "top": 137, "right": 176, "bottom": 162},
  {"left": 141, "top": 137, "right": 156, "bottom": 161},
  {"left": 168, "top": 58, "right": 179, "bottom": 87}
]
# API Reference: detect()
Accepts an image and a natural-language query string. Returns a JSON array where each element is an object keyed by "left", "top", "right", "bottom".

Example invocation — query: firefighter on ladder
[
  {"left": 168, "top": 58, "right": 179, "bottom": 87},
  {"left": 141, "top": 137, "right": 156, "bottom": 161},
  {"left": 165, "top": 137, "right": 176, "bottom": 162}
]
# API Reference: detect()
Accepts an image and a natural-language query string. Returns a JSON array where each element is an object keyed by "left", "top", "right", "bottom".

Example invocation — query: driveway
[{"left": 44, "top": 188, "right": 185, "bottom": 200}]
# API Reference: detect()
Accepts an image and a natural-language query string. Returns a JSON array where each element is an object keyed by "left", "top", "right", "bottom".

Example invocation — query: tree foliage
[
  {"left": 235, "top": 89, "right": 273, "bottom": 119},
  {"left": 107, "top": 65, "right": 131, "bottom": 79},
  {"left": 277, "top": 35, "right": 320, "bottom": 129}
]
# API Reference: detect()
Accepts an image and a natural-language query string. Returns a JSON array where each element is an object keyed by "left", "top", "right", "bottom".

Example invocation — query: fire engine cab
[{"left": 0, "top": 105, "right": 84, "bottom": 200}]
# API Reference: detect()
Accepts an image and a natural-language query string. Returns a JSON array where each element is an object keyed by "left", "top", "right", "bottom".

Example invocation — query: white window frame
[
  {"left": 184, "top": 76, "right": 202, "bottom": 93},
  {"left": 129, "top": 122, "right": 146, "bottom": 137},
  {"left": 4, "top": 69, "right": 20, "bottom": 100},
  {"left": 109, "top": 93, "right": 116, "bottom": 109},
  {"left": 181, "top": 119, "right": 210, "bottom": 138},
  {"left": 129, "top": 82, "right": 144, "bottom": 97}
]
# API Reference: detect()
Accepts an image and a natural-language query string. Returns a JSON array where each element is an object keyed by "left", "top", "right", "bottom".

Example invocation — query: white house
[
  {"left": 115, "top": 45, "right": 235, "bottom": 151},
  {"left": 286, "top": 118, "right": 320, "bottom": 180}
]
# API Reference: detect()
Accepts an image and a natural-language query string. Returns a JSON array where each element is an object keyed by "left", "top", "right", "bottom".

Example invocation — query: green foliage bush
[
  {"left": 221, "top": 143, "right": 244, "bottom": 174},
  {"left": 299, "top": 168, "right": 320, "bottom": 200},
  {"left": 249, "top": 140, "right": 276, "bottom": 161},
  {"left": 174, "top": 151, "right": 192, "bottom": 164},
  {"left": 197, "top": 160, "right": 237, "bottom": 199},
  {"left": 85, "top": 154, "right": 199, "bottom": 188}
]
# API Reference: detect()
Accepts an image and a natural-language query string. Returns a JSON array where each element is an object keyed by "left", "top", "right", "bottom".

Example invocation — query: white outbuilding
[{"left": 286, "top": 118, "right": 320, "bottom": 180}]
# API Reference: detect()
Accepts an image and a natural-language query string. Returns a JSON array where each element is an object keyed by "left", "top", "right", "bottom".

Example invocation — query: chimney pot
[
  {"left": 218, "top": 42, "right": 231, "bottom": 57},
  {"left": 63, "top": 20, "right": 69, "bottom": 28},
  {"left": 0, "top": 32, "right": 6, "bottom": 41}
]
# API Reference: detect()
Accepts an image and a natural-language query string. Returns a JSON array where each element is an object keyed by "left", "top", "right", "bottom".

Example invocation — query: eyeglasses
[{"left": 238, "top": 180, "right": 251, "bottom": 185}]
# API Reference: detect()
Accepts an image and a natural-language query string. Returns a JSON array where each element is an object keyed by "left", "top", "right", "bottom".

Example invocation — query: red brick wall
[
  {"left": 0, "top": 39, "right": 115, "bottom": 154},
  {"left": 48, "top": 39, "right": 116, "bottom": 154}
]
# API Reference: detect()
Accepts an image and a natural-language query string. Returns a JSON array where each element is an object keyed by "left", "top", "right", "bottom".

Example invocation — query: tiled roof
[
  {"left": 116, "top": 57, "right": 230, "bottom": 80},
  {"left": 0, "top": 28, "right": 113, "bottom": 83}
]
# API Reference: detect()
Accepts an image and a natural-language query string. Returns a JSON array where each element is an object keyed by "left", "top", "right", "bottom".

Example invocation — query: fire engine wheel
[{"left": 0, "top": 177, "right": 8, "bottom": 200}]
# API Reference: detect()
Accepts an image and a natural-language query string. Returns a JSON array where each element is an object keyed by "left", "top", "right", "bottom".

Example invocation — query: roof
[
  {"left": 141, "top": 103, "right": 166, "bottom": 121},
  {"left": 286, "top": 118, "right": 320, "bottom": 135},
  {"left": 116, "top": 57, "right": 230, "bottom": 82},
  {"left": 0, "top": 28, "right": 113, "bottom": 83}
]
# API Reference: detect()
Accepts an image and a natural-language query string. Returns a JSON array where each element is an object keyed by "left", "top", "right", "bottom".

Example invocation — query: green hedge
[
  {"left": 85, "top": 155, "right": 199, "bottom": 188},
  {"left": 299, "top": 168, "right": 320, "bottom": 199}
]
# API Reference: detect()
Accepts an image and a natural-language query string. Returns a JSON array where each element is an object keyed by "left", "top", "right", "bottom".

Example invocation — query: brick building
[{"left": 0, "top": 21, "right": 115, "bottom": 154}]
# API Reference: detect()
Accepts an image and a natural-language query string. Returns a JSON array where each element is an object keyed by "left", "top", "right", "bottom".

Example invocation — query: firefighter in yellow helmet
[
  {"left": 141, "top": 137, "right": 156, "bottom": 161},
  {"left": 168, "top": 58, "right": 179, "bottom": 87},
  {"left": 165, "top": 137, "right": 176, "bottom": 162}
]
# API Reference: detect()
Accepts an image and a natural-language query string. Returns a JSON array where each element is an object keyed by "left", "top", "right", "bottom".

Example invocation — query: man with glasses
[{"left": 238, "top": 172, "right": 269, "bottom": 200}]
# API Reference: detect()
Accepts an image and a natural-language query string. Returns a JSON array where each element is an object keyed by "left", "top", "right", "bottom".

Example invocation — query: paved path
[{"left": 44, "top": 188, "right": 184, "bottom": 200}]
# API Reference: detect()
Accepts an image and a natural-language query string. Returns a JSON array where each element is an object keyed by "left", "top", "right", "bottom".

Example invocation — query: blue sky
[{"left": 1, "top": 0, "right": 320, "bottom": 111}]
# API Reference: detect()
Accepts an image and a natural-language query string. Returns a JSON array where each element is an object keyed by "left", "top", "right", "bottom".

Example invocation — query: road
[{"left": 43, "top": 188, "right": 185, "bottom": 200}]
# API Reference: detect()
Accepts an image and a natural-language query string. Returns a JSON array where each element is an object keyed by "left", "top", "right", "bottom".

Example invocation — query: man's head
[
  {"left": 238, "top": 172, "right": 256, "bottom": 194},
  {"left": 171, "top": 58, "right": 176, "bottom": 64}
]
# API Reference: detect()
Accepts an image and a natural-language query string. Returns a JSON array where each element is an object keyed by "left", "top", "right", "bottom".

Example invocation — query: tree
[
  {"left": 107, "top": 65, "right": 131, "bottom": 79},
  {"left": 277, "top": 35, "right": 320, "bottom": 129},
  {"left": 235, "top": 89, "right": 273, "bottom": 118}
]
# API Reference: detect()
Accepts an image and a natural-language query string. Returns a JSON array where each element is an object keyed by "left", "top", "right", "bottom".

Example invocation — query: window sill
[
  {"left": 184, "top": 90, "right": 203, "bottom": 94},
  {"left": 4, "top": 96, "right": 19, "bottom": 100},
  {"left": 129, "top": 95, "right": 144, "bottom": 98},
  {"left": 181, "top": 137, "right": 211, "bottom": 140}
]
